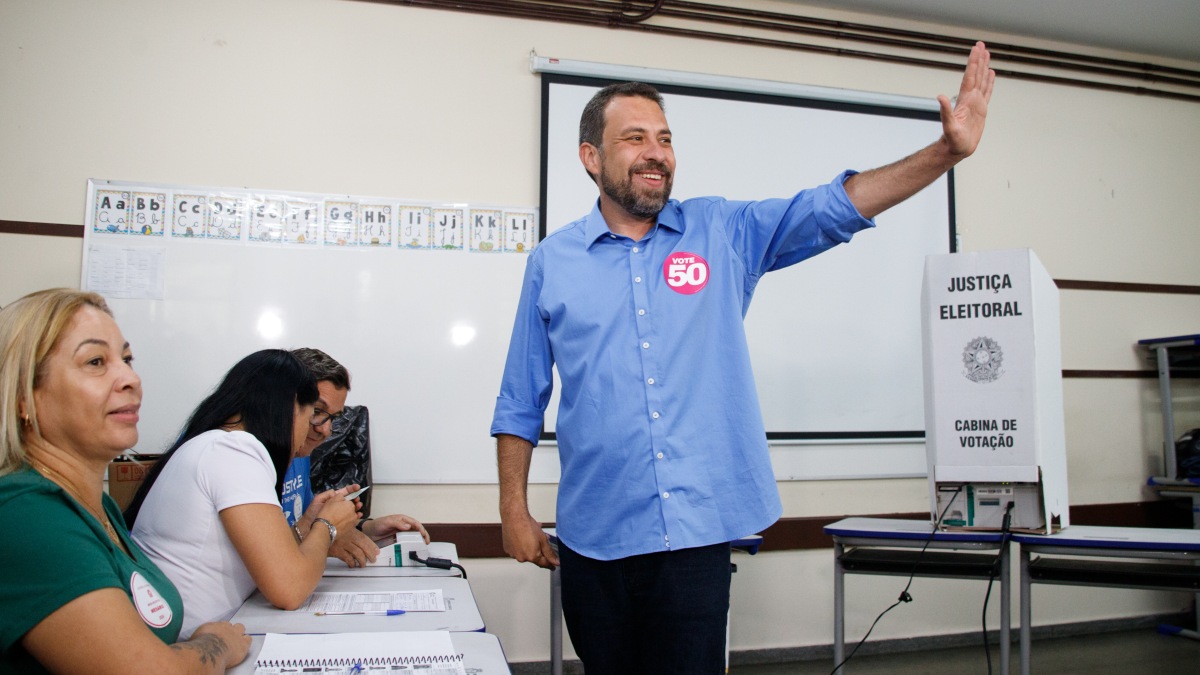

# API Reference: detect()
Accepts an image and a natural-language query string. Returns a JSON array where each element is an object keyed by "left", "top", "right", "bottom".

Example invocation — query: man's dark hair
[
  {"left": 578, "top": 81, "right": 665, "bottom": 148},
  {"left": 292, "top": 347, "right": 351, "bottom": 391}
]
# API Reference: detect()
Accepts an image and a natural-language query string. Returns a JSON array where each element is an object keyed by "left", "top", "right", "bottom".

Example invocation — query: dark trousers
[{"left": 559, "top": 541, "right": 732, "bottom": 675}]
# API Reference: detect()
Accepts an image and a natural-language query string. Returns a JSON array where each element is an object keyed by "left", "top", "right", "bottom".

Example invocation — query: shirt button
[
  {"left": 652, "top": 411, "right": 660, "bottom": 419},
  {"left": 638, "top": 309, "right": 646, "bottom": 316},
  {"left": 662, "top": 492, "right": 670, "bottom": 499},
  {"left": 647, "top": 378, "right": 655, "bottom": 385},
  {"left": 632, "top": 246, "right": 639, "bottom": 253},
  {"left": 634, "top": 276, "right": 642, "bottom": 283},
  {"left": 642, "top": 342, "right": 650, "bottom": 349},
  {"left": 656, "top": 452, "right": 664, "bottom": 459}
]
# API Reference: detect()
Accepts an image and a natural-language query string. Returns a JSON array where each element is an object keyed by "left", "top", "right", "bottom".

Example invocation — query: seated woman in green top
[{"left": 0, "top": 288, "right": 250, "bottom": 674}]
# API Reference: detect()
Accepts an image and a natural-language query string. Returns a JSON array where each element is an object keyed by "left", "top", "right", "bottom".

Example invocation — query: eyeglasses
[{"left": 310, "top": 408, "right": 344, "bottom": 428}]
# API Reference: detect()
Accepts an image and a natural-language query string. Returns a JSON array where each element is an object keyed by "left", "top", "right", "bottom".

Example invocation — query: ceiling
[{"left": 791, "top": 0, "right": 1200, "bottom": 63}]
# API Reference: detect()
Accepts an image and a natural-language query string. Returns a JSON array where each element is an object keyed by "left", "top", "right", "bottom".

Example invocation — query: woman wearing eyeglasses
[{"left": 124, "top": 349, "right": 360, "bottom": 639}]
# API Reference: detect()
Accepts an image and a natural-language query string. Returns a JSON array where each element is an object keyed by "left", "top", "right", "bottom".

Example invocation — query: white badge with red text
[
  {"left": 130, "top": 571, "right": 173, "bottom": 628},
  {"left": 663, "top": 252, "right": 709, "bottom": 294}
]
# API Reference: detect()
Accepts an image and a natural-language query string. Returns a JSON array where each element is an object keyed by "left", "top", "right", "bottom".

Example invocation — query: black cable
[
  {"left": 981, "top": 501, "right": 1016, "bottom": 675},
  {"left": 408, "top": 550, "right": 468, "bottom": 578},
  {"left": 829, "top": 486, "right": 963, "bottom": 675}
]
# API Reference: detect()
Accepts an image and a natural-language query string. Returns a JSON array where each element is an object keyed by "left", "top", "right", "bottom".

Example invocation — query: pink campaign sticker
[
  {"left": 662, "top": 252, "right": 709, "bottom": 294},
  {"left": 130, "top": 571, "right": 173, "bottom": 628}
]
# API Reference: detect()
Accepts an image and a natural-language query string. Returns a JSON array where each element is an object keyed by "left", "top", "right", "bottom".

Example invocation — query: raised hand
[{"left": 938, "top": 41, "right": 995, "bottom": 158}]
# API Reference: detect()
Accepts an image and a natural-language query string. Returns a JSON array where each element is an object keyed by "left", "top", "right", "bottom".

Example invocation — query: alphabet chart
[{"left": 85, "top": 179, "right": 537, "bottom": 253}]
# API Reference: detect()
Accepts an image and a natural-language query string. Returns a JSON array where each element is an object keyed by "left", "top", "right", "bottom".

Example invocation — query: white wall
[{"left": 3, "top": 0, "right": 1199, "bottom": 664}]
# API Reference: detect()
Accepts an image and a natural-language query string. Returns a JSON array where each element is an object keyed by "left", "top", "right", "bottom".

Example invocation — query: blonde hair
[{"left": 0, "top": 288, "right": 112, "bottom": 475}]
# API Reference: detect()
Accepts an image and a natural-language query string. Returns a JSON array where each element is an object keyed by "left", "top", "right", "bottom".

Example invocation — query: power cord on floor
[
  {"left": 408, "top": 550, "right": 468, "bottom": 578},
  {"left": 829, "top": 486, "right": 964, "bottom": 675}
]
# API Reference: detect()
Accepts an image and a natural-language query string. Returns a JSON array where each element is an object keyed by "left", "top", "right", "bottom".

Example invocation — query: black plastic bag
[
  {"left": 310, "top": 405, "right": 373, "bottom": 517},
  {"left": 1176, "top": 428, "right": 1200, "bottom": 480}
]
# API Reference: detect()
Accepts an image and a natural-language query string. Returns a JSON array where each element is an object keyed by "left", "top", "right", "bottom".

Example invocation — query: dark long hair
[{"left": 123, "top": 349, "right": 318, "bottom": 526}]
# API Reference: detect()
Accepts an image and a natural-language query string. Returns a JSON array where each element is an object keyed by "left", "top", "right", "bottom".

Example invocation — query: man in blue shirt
[
  {"left": 281, "top": 348, "right": 428, "bottom": 567},
  {"left": 491, "top": 43, "right": 995, "bottom": 673}
]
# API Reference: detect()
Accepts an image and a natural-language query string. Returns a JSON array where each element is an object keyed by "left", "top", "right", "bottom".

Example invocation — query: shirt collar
[{"left": 583, "top": 199, "right": 685, "bottom": 250}]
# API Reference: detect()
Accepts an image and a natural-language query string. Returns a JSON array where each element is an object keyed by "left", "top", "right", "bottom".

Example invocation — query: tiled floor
[{"left": 729, "top": 626, "right": 1200, "bottom": 674}]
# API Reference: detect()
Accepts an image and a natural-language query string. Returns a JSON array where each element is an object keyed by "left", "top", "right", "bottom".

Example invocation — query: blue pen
[
  {"left": 314, "top": 609, "right": 405, "bottom": 616},
  {"left": 348, "top": 664, "right": 363, "bottom": 674}
]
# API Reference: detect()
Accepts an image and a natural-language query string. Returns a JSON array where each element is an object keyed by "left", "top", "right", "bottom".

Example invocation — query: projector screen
[{"left": 540, "top": 72, "right": 954, "bottom": 442}]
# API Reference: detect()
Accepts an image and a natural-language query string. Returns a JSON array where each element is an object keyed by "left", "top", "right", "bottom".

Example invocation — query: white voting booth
[{"left": 921, "top": 249, "right": 1069, "bottom": 533}]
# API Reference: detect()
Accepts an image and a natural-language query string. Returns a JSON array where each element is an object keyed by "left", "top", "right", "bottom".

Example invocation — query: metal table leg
[
  {"left": 1020, "top": 546, "right": 1031, "bottom": 675},
  {"left": 1156, "top": 345, "right": 1176, "bottom": 475},
  {"left": 833, "top": 541, "right": 845, "bottom": 673},
  {"left": 550, "top": 564, "right": 562, "bottom": 675},
  {"left": 1001, "top": 541, "right": 1011, "bottom": 675}
]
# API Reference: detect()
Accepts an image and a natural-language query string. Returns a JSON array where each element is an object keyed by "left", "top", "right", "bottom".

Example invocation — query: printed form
[{"left": 294, "top": 589, "right": 447, "bottom": 613}]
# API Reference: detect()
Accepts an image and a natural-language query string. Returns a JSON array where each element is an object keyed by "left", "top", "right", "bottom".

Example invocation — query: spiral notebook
[{"left": 253, "top": 631, "right": 466, "bottom": 674}]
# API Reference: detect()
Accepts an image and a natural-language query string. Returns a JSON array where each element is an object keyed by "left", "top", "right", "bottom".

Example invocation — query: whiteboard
[
  {"left": 541, "top": 75, "right": 953, "bottom": 442},
  {"left": 82, "top": 187, "right": 527, "bottom": 484}
]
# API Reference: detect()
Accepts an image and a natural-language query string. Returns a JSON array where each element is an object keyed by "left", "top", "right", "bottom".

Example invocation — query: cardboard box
[{"left": 107, "top": 455, "right": 160, "bottom": 511}]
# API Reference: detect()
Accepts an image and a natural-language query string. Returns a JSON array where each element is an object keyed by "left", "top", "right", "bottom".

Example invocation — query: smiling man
[
  {"left": 281, "top": 348, "right": 427, "bottom": 567},
  {"left": 491, "top": 43, "right": 995, "bottom": 673}
]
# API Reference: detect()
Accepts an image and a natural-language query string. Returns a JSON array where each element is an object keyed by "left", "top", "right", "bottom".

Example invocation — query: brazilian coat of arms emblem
[{"left": 963, "top": 336, "right": 1003, "bottom": 383}]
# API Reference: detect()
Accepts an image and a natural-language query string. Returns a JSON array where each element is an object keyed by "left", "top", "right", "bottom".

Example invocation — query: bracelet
[
  {"left": 313, "top": 517, "right": 337, "bottom": 543},
  {"left": 355, "top": 518, "right": 373, "bottom": 532},
  {"left": 293, "top": 524, "right": 304, "bottom": 542}
]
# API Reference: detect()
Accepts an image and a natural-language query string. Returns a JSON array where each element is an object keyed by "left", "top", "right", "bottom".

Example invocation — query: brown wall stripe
[
  {"left": 431, "top": 500, "right": 1193, "bottom": 558},
  {"left": 1055, "top": 278, "right": 1200, "bottom": 295},
  {"left": 0, "top": 220, "right": 84, "bottom": 237},
  {"left": 1064, "top": 370, "right": 1164, "bottom": 379}
]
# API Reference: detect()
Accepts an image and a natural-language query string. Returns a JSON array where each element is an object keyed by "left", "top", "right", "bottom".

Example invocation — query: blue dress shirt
[{"left": 491, "top": 171, "right": 873, "bottom": 560}]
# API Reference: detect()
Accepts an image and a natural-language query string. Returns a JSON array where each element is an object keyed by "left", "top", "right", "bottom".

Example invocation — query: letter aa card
[{"left": 93, "top": 189, "right": 131, "bottom": 234}]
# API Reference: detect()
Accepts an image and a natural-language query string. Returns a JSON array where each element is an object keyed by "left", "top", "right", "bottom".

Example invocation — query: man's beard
[{"left": 599, "top": 160, "right": 673, "bottom": 219}]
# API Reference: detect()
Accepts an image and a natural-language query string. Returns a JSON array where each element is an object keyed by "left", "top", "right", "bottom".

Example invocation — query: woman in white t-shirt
[{"left": 125, "top": 349, "right": 360, "bottom": 638}]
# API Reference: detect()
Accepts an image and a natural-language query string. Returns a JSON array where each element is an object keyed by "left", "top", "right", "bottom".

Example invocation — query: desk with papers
[
  {"left": 231, "top": 576, "right": 484, "bottom": 634},
  {"left": 227, "top": 546, "right": 506, "bottom": 674}
]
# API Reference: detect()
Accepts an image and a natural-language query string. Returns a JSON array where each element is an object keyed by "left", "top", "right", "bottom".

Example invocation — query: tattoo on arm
[{"left": 170, "top": 634, "right": 228, "bottom": 666}]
